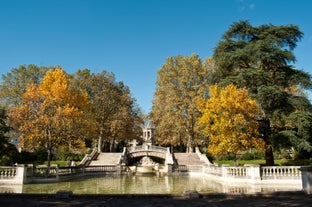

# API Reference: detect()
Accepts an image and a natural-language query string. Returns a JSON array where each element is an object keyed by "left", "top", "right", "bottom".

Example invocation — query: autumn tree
[
  {"left": 198, "top": 84, "right": 265, "bottom": 165},
  {"left": 0, "top": 65, "right": 51, "bottom": 107},
  {"left": 151, "top": 54, "right": 211, "bottom": 152},
  {"left": 212, "top": 20, "right": 312, "bottom": 165},
  {"left": 73, "top": 70, "right": 142, "bottom": 152},
  {"left": 9, "top": 68, "right": 90, "bottom": 166}
]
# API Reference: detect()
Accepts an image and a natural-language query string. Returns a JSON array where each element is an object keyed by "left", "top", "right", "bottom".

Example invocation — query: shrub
[
  {"left": 240, "top": 151, "right": 265, "bottom": 160},
  {"left": 0, "top": 155, "right": 12, "bottom": 166}
]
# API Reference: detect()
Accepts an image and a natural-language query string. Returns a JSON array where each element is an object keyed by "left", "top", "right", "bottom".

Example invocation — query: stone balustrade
[
  {"left": 0, "top": 166, "right": 24, "bottom": 184},
  {"left": 127, "top": 145, "right": 167, "bottom": 153},
  {"left": 175, "top": 165, "right": 204, "bottom": 173},
  {"left": 225, "top": 167, "right": 247, "bottom": 177},
  {"left": 205, "top": 165, "right": 301, "bottom": 182},
  {"left": 0, "top": 164, "right": 128, "bottom": 184},
  {"left": 0, "top": 163, "right": 307, "bottom": 192},
  {"left": 180, "top": 164, "right": 301, "bottom": 185},
  {"left": 0, "top": 167, "right": 17, "bottom": 177},
  {"left": 203, "top": 165, "right": 222, "bottom": 176},
  {"left": 261, "top": 166, "right": 301, "bottom": 179}
]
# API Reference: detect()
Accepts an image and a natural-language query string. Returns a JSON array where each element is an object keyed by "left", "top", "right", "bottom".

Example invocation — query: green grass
[
  {"left": 214, "top": 159, "right": 312, "bottom": 166},
  {"left": 43, "top": 160, "right": 68, "bottom": 167}
]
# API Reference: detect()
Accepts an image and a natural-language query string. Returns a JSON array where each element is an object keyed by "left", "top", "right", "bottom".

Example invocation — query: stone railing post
[
  {"left": 245, "top": 165, "right": 261, "bottom": 181},
  {"left": 221, "top": 165, "right": 229, "bottom": 177},
  {"left": 15, "top": 165, "right": 26, "bottom": 184},
  {"left": 300, "top": 166, "right": 312, "bottom": 194}
]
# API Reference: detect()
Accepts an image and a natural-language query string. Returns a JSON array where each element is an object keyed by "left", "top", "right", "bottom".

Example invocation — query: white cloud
[{"left": 237, "top": 0, "right": 256, "bottom": 12}]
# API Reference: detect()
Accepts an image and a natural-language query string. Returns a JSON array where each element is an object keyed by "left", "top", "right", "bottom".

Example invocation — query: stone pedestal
[
  {"left": 245, "top": 164, "right": 261, "bottom": 180},
  {"left": 300, "top": 166, "right": 312, "bottom": 194},
  {"left": 15, "top": 165, "right": 26, "bottom": 184}
]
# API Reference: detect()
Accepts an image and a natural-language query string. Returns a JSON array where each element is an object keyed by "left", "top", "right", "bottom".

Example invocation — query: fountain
[
  {"left": 135, "top": 156, "right": 158, "bottom": 174},
  {"left": 0, "top": 118, "right": 304, "bottom": 194},
  {"left": 128, "top": 120, "right": 160, "bottom": 174}
]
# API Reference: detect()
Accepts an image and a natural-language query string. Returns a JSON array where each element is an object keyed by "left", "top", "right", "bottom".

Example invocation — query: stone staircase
[
  {"left": 174, "top": 153, "right": 207, "bottom": 166},
  {"left": 89, "top": 152, "right": 122, "bottom": 166}
]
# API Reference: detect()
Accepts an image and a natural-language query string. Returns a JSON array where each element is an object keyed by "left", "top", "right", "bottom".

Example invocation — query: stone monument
[{"left": 142, "top": 120, "right": 155, "bottom": 148}]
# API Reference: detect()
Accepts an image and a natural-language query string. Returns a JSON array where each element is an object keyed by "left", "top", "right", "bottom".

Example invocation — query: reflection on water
[{"left": 0, "top": 174, "right": 302, "bottom": 194}]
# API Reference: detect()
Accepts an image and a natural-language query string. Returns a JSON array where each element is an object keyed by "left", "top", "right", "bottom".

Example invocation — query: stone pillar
[
  {"left": 221, "top": 164, "right": 229, "bottom": 177},
  {"left": 15, "top": 165, "right": 26, "bottom": 184},
  {"left": 245, "top": 164, "right": 261, "bottom": 181},
  {"left": 300, "top": 166, "right": 312, "bottom": 194}
]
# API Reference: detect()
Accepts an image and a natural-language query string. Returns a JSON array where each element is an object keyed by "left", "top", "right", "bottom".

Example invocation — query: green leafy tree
[
  {"left": 0, "top": 65, "right": 51, "bottom": 107},
  {"left": 213, "top": 20, "right": 312, "bottom": 165},
  {"left": 278, "top": 111, "right": 312, "bottom": 158},
  {"left": 151, "top": 54, "right": 211, "bottom": 152},
  {"left": 73, "top": 70, "right": 142, "bottom": 152},
  {"left": 0, "top": 108, "right": 18, "bottom": 165}
]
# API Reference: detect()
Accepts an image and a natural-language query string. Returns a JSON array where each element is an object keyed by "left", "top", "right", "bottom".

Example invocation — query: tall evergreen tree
[{"left": 213, "top": 20, "right": 312, "bottom": 165}]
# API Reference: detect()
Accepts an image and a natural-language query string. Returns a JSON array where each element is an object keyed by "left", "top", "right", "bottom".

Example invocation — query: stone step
[
  {"left": 174, "top": 153, "right": 206, "bottom": 166},
  {"left": 89, "top": 153, "right": 122, "bottom": 166}
]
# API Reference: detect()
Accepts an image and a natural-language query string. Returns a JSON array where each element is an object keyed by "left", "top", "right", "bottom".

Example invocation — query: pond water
[{"left": 0, "top": 174, "right": 302, "bottom": 194}]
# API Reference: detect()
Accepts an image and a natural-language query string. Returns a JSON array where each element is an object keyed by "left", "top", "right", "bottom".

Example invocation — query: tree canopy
[
  {"left": 9, "top": 68, "right": 90, "bottom": 166},
  {"left": 151, "top": 54, "right": 211, "bottom": 151},
  {"left": 0, "top": 65, "right": 51, "bottom": 107},
  {"left": 213, "top": 20, "right": 312, "bottom": 164},
  {"left": 2, "top": 20, "right": 312, "bottom": 166},
  {"left": 1, "top": 64, "right": 143, "bottom": 166},
  {"left": 73, "top": 69, "right": 143, "bottom": 152},
  {"left": 198, "top": 84, "right": 265, "bottom": 164}
]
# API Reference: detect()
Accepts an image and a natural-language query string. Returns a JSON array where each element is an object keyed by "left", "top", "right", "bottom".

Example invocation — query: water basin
[{"left": 0, "top": 174, "right": 302, "bottom": 194}]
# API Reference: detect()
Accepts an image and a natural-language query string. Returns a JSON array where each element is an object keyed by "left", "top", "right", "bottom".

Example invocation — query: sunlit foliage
[{"left": 198, "top": 84, "right": 265, "bottom": 158}]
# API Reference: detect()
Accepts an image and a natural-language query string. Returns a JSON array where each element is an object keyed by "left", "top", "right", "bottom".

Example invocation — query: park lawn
[{"left": 43, "top": 160, "right": 68, "bottom": 167}]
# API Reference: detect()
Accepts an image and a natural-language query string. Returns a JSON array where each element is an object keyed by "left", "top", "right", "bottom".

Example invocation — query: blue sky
[{"left": 1, "top": 0, "right": 312, "bottom": 113}]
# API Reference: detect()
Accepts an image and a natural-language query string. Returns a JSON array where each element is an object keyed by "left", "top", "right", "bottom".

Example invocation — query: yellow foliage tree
[
  {"left": 9, "top": 68, "right": 90, "bottom": 166},
  {"left": 197, "top": 84, "right": 265, "bottom": 165},
  {"left": 151, "top": 54, "right": 211, "bottom": 152}
]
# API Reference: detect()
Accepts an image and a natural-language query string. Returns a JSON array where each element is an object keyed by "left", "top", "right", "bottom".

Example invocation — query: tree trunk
[
  {"left": 186, "top": 134, "right": 194, "bottom": 153},
  {"left": 47, "top": 147, "right": 51, "bottom": 167},
  {"left": 233, "top": 154, "right": 238, "bottom": 167},
  {"left": 110, "top": 138, "right": 116, "bottom": 152},
  {"left": 179, "top": 134, "right": 184, "bottom": 152},
  {"left": 46, "top": 146, "right": 52, "bottom": 177},
  {"left": 46, "top": 130, "right": 52, "bottom": 169},
  {"left": 98, "top": 131, "right": 102, "bottom": 153},
  {"left": 259, "top": 118, "right": 274, "bottom": 166},
  {"left": 265, "top": 146, "right": 275, "bottom": 166}
]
